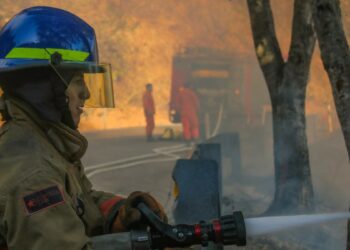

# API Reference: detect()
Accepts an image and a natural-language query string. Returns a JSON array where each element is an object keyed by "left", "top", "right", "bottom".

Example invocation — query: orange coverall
[
  {"left": 177, "top": 88, "right": 200, "bottom": 141},
  {"left": 143, "top": 91, "right": 155, "bottom": 137}
]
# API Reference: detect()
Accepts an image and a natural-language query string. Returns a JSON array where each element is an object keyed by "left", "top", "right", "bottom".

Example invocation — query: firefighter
[
  {"left": 0, "top": 7, "right": 166, "bottom": 249},
  {"left": 142, "top": 83, "right": 155, "bottom": 141},
  {"left": 177, "top": 85, "right": 200, "bottom": 143}
]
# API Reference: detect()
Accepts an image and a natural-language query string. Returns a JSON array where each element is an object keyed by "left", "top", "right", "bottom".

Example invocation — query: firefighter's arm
[
  {"left": 91, "top": 190, "right": 168, "bottom": 234},
  {"left": 91, "top": 189, "right": 126, "bottom": 233},
  {"left": 81, "top": 176, "right": 166, "bottom": 233},
  {"left": 89, "top": 190, "right": 167, "bottom": 234},
  {"left": 142, "top": 94, "right": 147, "bottom": 110},
  {"left": 81, "top": 174, "right": 126, "bottom": 232},
  {"left": 110, "top": 191, "right": 167, "bottom": 232},
  {"left": 2, "top": 170, "right": 93, "bottom": 250}
]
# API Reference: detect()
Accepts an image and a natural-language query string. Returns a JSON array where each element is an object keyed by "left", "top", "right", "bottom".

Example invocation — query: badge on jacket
[{"left": 23, "top": 185, "right": 65, "bottom": 215}]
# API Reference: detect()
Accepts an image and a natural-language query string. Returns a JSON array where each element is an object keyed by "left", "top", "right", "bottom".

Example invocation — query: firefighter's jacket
[
  {"left": 176, "top": 88, "right": 200, "bottom": 118},
  {"left": 142, "top": 91, "right": 155, "bottom": 116},
  {"left": 0, "top": 98, "right": 123, "bottom": 250}
]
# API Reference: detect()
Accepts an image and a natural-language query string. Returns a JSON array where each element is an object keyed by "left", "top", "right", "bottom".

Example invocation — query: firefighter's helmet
[{"left": 0, "top": 6, "right": 114, "bottom": 108}]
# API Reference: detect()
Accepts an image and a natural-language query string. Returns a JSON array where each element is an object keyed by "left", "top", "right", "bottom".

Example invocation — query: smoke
[
  {"left": 0, "top": 0, "right": 344, "bottom": 130},
  {"left": 1, "top": 2, "right": 349, "bottom": 249},
  {"left": 218, "top": 103, "right": 349, "bottom": 250}
]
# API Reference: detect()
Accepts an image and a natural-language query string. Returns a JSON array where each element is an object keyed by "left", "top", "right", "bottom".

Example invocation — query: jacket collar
[{"left": 4, "top": 97, "right": 88, "bottom": 162}]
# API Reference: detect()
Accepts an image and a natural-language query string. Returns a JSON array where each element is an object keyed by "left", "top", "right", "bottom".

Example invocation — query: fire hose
[{"left": 91, "top": 203, "right": 246, "bottom": 250}]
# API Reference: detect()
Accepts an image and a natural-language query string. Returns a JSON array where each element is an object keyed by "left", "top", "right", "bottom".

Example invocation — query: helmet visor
[{"left": 81, "top": 63, "right": 115, "bottom": 108}]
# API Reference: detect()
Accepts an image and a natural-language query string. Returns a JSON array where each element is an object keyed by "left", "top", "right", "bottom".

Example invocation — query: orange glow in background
[{"left": 0, "top": 0, "right": 349, "bottom": 131}]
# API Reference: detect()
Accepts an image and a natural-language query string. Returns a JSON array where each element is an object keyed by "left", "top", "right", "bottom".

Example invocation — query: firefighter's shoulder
[{"left": 0, "top": 122, "right": 67, "bottom": 195}]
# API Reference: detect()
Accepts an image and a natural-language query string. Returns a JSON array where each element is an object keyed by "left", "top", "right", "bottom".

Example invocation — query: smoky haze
[
  {"left": 0, "top": 1, "right": 349, "bottom": 249},
  {"left": 1, "top": 0, "right": 348, "bottom": 129}
]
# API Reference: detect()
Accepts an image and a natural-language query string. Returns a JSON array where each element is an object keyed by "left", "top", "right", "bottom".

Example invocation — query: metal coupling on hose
[{"left": 220, "top": 211, "right": 246, "bottom": 246}]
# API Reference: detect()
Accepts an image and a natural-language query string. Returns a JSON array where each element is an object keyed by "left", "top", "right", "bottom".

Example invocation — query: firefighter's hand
[{"left": 112, "top": 191, "right": 167, "bottom": 232}]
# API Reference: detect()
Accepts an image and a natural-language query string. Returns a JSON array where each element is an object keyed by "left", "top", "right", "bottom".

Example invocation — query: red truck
[{"left": 169, "top": 47, "right": 267, "bottom": 139}]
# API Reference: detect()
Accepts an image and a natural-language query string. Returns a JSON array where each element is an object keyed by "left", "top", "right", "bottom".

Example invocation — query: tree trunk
[
  {"left": 313, "top": 0, "right": 350, "bottom": 248},
  {"left": 313, "top": 0, "right": 350, "bottom": 160},
  {"left": 270, "top": 66, "right": 314, "bottom": 212},
  {"left": 246, "top": 0, "right": 315, "bottom": 214}
]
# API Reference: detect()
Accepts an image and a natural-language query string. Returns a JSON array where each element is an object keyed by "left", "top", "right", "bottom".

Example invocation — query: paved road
[
  {"left": 80, "top": 127, "right": 350, "bottom": 249},
  {"left": 81, "top": 127, "right": 190, "bottom": 214}
]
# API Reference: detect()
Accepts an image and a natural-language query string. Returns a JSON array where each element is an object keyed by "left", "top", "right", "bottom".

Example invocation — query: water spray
[
  {"left": 245, "top": 212, "right": 350, "bottom": 237},
  {"left": 92, "top": 205, "right": 350, "bottom": 250}
]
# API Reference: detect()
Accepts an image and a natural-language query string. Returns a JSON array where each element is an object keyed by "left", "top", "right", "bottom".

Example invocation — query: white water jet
[{"left": 245, "top": 212, "right": 350, "bottom": 237}]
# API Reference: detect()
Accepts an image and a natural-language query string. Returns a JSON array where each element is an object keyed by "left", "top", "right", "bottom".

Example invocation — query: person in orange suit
[
  {"left": 143, "top": 83, "right": 156, "bottom": 141},
  {"left": 177, "top": 85, "right": 200, "bottom": 143}
]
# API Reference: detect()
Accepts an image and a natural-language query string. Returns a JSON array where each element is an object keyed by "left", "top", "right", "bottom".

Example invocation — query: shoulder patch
[{"left": 23, "top": 186, "right": 65, "bottom": 215}]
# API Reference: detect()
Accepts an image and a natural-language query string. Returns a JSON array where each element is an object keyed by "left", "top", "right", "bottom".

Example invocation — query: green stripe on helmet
[{"left": 5, "top": 48, "right": 89, "bottom": 62}]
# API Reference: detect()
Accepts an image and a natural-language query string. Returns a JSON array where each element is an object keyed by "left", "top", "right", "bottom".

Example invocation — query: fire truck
[{"left": 169, "top": 47, "right": 268, "bottom": 139}]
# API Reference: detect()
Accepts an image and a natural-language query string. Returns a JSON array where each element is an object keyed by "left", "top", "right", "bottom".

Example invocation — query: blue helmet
[
  {"left": 0, "top": 6, "right": 99, "bottom": 73},
  {"left": 0, "top": 6, "right": 114, "bottom": 108}
]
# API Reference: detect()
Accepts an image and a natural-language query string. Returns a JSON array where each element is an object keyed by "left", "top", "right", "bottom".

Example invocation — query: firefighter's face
[
  {"left": 147, "top": 85, "right": 153, "bottom": 92},
  {"left": 65, "top": 72, "right": 90, "bottom": 126}
]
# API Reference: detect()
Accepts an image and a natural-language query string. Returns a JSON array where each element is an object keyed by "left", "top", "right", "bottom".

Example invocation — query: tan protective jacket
[{"left": 0, "top": 98, "right": 118, "bottom": 250}]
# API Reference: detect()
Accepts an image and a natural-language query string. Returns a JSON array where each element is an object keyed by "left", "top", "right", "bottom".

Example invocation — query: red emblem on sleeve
[{"left": 23, "top": 186, "right": 65, "bottom": 215}]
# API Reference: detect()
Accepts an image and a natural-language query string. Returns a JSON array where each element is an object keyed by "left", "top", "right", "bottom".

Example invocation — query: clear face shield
[
  {"left": 55, "top": 62, "right": 115, "bottom": 108},
  {"left": 82, "top": 63, "right": 115, "bottom": 108}
]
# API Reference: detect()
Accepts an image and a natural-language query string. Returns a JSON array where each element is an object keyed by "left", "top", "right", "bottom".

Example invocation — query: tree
[
  {"left": 246, "top": 0, "right": 315, "bottom": 213},
  {"left": 313, "top": 0, "right": 350, "bottom": 160},
  {"left": 312, "top": 0, "right": 350, "bottom": 248}
]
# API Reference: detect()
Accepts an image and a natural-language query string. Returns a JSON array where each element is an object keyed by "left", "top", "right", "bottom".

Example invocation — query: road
[
  {"left": 81, "top": 127, "right": 191, "bottom": 214},
  {"left": 81, "top": 126, "right": 350, "bottom": 249}
]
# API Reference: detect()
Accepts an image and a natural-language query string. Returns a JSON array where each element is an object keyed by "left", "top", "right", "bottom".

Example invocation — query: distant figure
[
  {"left": 143, "top": 83, "right": 155, "bottom": 141},
  {"left": 177, "top": 85, "right": 200, "bottom": 143}
]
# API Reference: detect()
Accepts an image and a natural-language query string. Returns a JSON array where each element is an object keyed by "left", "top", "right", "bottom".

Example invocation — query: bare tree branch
[{"left": 246, "top": 0, "right": 284, "bottom": 90}]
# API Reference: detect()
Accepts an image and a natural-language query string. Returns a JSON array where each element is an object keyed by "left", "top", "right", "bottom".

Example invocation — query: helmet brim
[{"left": 0, "top": 59, "right": 106, "bottom": 75}]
